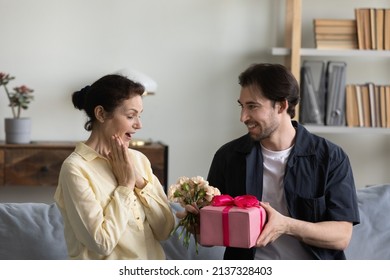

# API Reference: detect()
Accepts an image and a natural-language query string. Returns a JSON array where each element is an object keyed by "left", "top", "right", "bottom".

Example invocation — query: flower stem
[{"left": 2, "top": 85, "right": 17, "bottom": 118}]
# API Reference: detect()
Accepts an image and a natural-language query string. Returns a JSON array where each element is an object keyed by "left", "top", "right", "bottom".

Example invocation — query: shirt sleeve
[
  {"left": 326, "top": 148, "right": 360, "bottom": 224},
  {"left": 131, "top": 151, "right": 175, "bottom": 241},
  {"left": 134, "top": 180, "right": 175, "bottom": 240}
]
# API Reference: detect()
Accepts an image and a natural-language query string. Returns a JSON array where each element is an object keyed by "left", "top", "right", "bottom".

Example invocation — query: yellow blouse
[{"left": 54, "top": 142, "right": 175, "bottom": 259}]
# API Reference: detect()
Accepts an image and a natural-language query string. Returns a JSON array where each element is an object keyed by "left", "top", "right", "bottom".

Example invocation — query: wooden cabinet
[{"left": 0, "top": 141, "right": 168, "bottom": 188}]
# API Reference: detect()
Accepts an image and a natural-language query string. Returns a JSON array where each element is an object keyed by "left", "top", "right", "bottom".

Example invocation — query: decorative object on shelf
[
  {"left": 129, "top": 138, "right": 152, "bottom": 147},
  {"left": 0, "top": 72, "right": 34, "bottom": 144},
  {"left": 4, "top": 118, "right": 32, "bottom": 144},
  {"left": 114, "top": 68, "right": 158, "bottom": 96}
]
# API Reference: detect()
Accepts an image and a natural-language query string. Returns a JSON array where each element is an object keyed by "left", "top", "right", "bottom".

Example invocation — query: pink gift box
[{"left": 199, "top": 204, "right": 266, "bottom": 248}]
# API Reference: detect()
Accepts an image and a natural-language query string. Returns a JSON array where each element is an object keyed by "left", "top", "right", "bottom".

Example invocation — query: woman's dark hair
[
  {"left": 72, "top": 74, "right": 145, "bottom": 131},
  {"left": 238, "top": 63, "right": 300, "bottom": 119}
]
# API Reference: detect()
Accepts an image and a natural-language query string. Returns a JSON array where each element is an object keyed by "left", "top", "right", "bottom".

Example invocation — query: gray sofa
[{"left": 1, "top": 184, "right": 389, "bottom": 260}]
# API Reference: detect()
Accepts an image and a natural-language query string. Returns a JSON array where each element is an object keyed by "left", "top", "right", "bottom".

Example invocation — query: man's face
[{"left": 238, "top": 86, "right": 280, "bottom": 142}]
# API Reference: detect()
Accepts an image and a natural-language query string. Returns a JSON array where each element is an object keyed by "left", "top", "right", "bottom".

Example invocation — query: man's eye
[{"left": 249, "top": 105, "right": 257, "bottom": 109}]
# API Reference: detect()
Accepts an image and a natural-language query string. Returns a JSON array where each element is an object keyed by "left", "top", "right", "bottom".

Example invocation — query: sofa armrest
[
  {"left": 345, "top": 184, "right": 390, "bottom": 260},
  {"left": 0, "top": 202, "right": 68, "bottom": 260}
]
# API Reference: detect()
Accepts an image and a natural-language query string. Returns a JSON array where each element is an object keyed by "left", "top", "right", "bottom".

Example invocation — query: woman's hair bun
[{"left": 72, "top": 85, "right": 90, "bottom": 110}]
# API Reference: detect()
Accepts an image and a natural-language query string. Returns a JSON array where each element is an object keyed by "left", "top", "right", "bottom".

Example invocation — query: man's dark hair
[{"left": 238, "top": 63, "right": 300, "bottom": 118}]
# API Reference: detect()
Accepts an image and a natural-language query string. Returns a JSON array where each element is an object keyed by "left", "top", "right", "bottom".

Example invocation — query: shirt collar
[{"left": 74, "top": 142, "right": 107, "bottom": 161}]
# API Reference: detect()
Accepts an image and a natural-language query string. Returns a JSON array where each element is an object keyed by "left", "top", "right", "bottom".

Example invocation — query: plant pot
[{"left": 4, "top": 118, "right": 32, "bottom": 144}]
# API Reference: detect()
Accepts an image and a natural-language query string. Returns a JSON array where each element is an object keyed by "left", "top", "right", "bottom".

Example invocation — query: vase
[{"left": 4, "top": 117, "right": 32, "bottom": 144}]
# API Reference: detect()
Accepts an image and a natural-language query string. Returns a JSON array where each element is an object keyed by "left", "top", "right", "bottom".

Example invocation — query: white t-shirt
[{"left": 255, "top": 144, "right": 314, "bottom": 260}]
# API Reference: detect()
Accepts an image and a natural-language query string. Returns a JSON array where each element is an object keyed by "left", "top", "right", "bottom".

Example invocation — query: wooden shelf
[
  {"left": 304, "top": 125, "right": 390, "bottom": 134},
  {"left": 272, "top": 47, "right": 390, "bottom": 57}
]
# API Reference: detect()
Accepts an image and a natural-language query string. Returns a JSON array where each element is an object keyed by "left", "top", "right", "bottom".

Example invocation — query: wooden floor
[{"left": 0, "top": 186, "right": 56, "bottom": 203}]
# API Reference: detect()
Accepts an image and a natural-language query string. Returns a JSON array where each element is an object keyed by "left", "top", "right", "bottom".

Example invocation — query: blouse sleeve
[{"left": 131, "top": 150, "right": 175, "bottom": 241}]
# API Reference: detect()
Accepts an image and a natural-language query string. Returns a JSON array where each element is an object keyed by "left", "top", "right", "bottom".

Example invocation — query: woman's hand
[
  {"left": 106, "top": 135, "right": 142, "bottom": 189},
  {"left": 176, "top": 203, "right": 200, "bottom": 235}
]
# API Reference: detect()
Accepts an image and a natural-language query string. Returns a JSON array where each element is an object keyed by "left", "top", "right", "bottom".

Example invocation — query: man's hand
[{"left": 255, "top": 201, "right": 287, "bottom": 247}]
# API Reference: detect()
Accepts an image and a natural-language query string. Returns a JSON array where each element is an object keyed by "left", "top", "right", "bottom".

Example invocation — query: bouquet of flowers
[{"left": 168, "top": 176, "right": 221, "bottom": 253}]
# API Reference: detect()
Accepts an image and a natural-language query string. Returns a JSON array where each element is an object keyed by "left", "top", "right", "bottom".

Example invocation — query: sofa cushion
[
  {"left": 0, "top": 203, "right": 68, "bottom": 260},
  {"left": 345, "top": 184, "right": 390, "bottom": 260}
]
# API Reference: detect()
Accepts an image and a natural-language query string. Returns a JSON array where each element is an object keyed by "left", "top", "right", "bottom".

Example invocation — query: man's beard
[{"left": 247, "top": 121, "right": 278, "bottom": 142}]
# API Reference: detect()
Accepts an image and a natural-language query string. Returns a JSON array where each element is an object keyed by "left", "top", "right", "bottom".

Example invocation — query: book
[
  {"left": 315, "top": 40, "right": 357, "bottom": 49},
  {"left": 376, "top": 9, "right": 384, "bottom": 50},
  {"left": 355, "top": 84, "right": 364, "bottom": 127},
  {"left": 314, "top": 25, "right": 357, "bottom": 34},
  {"left": 299, "top": 61, "right": 326, "bottom": 125},
  {"left": 361, "top": 84, "right": 371, "bottom": 127},
  {"left": 314, "top": 19, "right": 356, "bottom": 26},
  {"left": 374, "top": 84, "right": 381, "bottom": 127},
  {"left": 386, "top": 86, "right": 390, "bottom": 128},
  {"left": 362, "top": 8, "right": 372, "bottom": 49},
  {"left": 355, "top": 8, "right": 365, "bottom": 49},
  {"left": 315, "top": 33, "right": 357, "bottom": 40},
  {"left": 367, "top": 82, "right": 376, "bottom": 127},
  {"left": 379, "top": 85, "right": 387, "bottom": 128},
  {"left": 370, "top": 8, "right": 377, "bottom": 50},
  {"left": 385, "top": 9, "right": 390, "bottom": 50},
  {"left": 345, "top": 84, "right": 359, "bottom": 127},
  {"left": 325, "top": 61, "right": 347, "bottom": 126}
]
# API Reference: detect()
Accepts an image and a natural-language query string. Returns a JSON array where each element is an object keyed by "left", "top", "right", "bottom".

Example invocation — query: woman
[{"left": 54, "top": 74, "right": 175, "bottom": 259}]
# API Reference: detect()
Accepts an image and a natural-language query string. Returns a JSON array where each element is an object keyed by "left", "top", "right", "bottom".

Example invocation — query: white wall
[{"left": 0, "top": 0, "right": 389, "bottom": 188}]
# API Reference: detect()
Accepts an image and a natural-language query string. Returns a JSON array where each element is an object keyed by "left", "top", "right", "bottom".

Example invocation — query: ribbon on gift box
[{"left": 211, "top": 194, "right": 265, "bottom": 247}]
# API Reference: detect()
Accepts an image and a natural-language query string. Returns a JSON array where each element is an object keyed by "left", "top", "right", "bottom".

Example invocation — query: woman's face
[{"left": 103, "top": 95, "right": 143, "bottom": 146}]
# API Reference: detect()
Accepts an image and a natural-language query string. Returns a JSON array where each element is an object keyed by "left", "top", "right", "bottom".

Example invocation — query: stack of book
[
  {"left": 345, "top": 83, "right": 390, "bottom": 128},
  {"left": 355, "top": 8, "right": 390, "bottom": 50},
  {"left": 313, "top": 19, "right": 358, "bottom": 49}
]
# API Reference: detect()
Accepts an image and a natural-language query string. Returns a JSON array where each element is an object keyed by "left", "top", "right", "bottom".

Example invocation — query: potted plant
[{"left": 0, "top": 72, "right": 34, "bottom": 144}]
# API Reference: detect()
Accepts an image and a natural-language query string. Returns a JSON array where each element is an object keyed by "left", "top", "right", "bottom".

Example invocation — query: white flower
[{"left": 167, "top": 175, "right": 221, "bottom": 253}]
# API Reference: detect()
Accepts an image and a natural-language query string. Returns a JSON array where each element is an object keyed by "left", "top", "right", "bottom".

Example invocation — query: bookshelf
[
  {"left": 272, "top": 0, "right": 390, "bottom": 128},
  {"left": 272, "top": 0, "right": 390, "bottom": 188}
]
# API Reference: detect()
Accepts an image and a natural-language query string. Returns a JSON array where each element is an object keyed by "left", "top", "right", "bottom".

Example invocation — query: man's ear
[
  {"left": 278, "top": 100, "right": 288, "bottom": 113},
  {"left": 94, "top": 106, "right": 106, "bottom": 123}
]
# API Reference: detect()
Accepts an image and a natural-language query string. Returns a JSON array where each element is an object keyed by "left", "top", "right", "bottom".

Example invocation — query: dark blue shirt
[{"left": 207, "top": 121, "right": 360, "bottom": 260}]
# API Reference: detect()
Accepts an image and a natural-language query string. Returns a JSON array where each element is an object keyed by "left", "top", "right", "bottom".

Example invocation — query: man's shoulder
[
  {"left": 215, "top": 134, "right": 253, "bottom": 154},
  {"left": 296, "top": 123, "right": 347, "bottom": 158}
]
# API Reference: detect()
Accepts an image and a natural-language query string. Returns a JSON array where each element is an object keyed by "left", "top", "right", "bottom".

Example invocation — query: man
[{"left": 207, "top": 63, "right": 360, "bottom": 260}]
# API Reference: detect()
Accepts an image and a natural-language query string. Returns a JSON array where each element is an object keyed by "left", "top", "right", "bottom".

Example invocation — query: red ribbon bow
[
  {"left": 212, "top": 194, "right": 260, "bottom": 208},
  {"left": 211, "top": 194, "right": 261, "bottom": 247}
]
